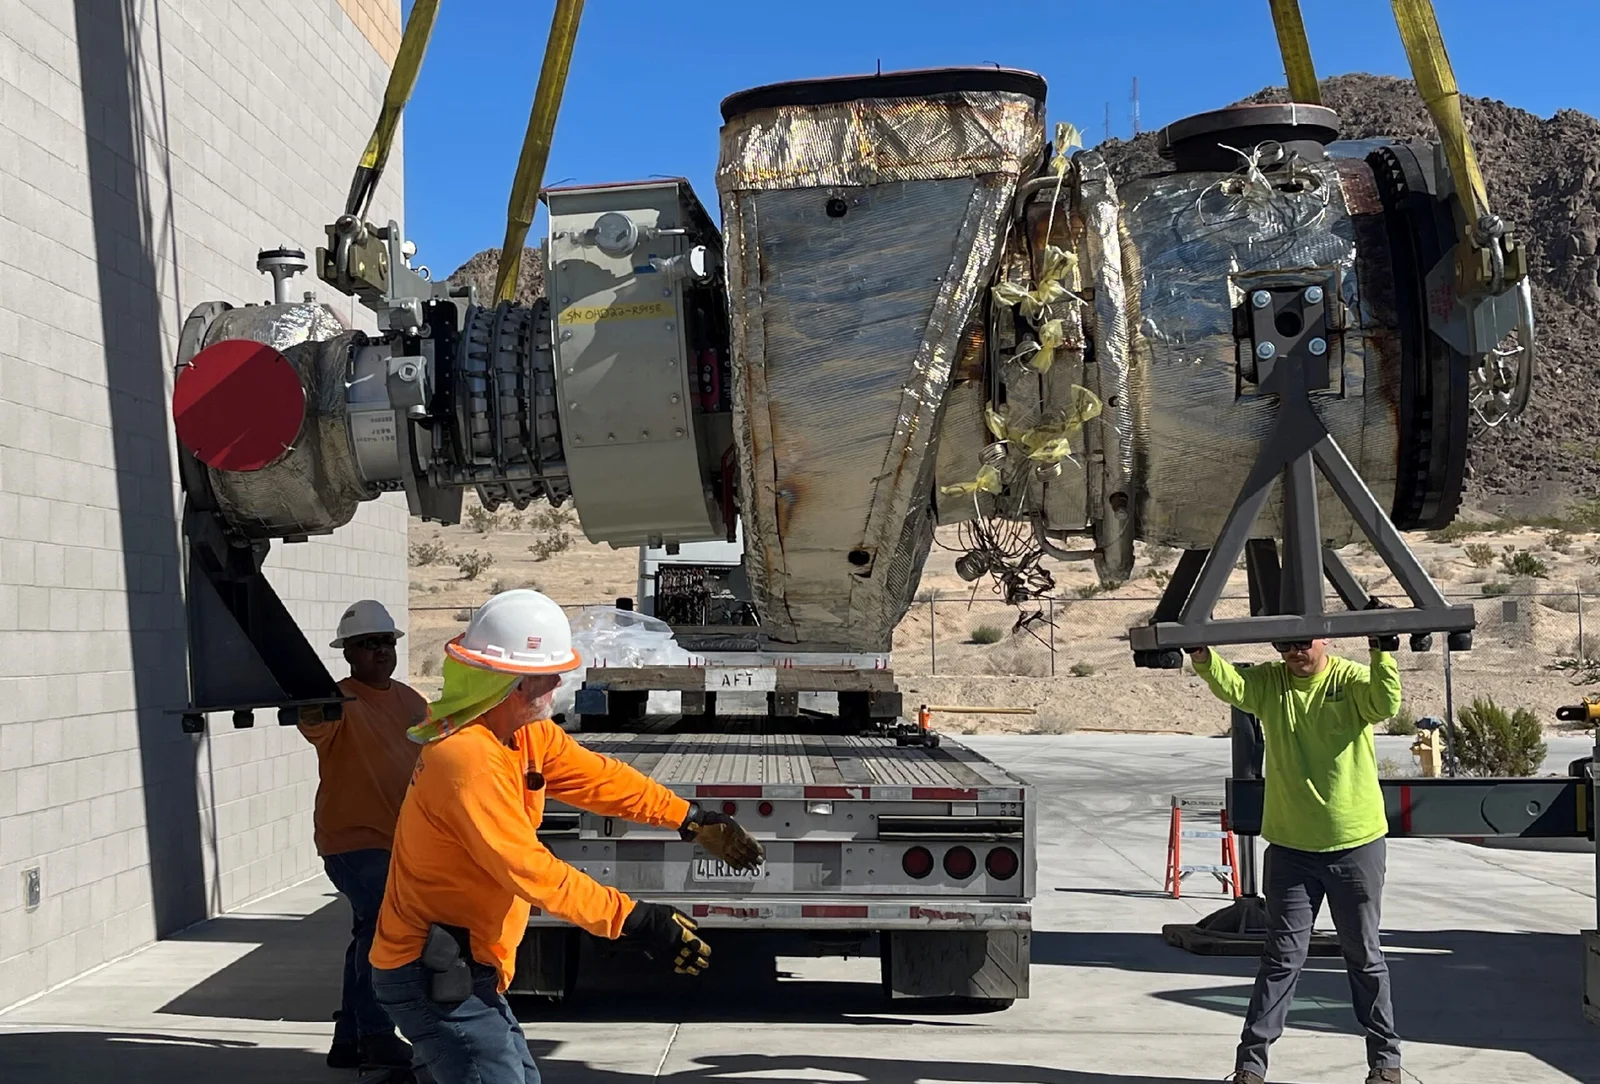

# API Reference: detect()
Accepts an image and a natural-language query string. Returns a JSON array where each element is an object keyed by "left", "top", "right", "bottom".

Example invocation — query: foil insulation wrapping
[
  {"left": 718, "top": 90, "right": 1044, "bottom": 649},
  {"left": 201, "top": 303, "right": 372, "bottom": 539},
  {"left": 1115, "top": 158, "right": 1401, "bottom": 549},
  {"left": 1075, "top": 153, "right": 1138, "bottom": 579}
]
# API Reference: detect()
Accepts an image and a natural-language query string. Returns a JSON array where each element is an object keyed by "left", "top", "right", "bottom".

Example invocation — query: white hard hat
[
  {"left": 331, "top": 599, "right": 403, "bottom": 648},
  {"left": 446, "top": 589, "right": 581, "bottom": 675}
]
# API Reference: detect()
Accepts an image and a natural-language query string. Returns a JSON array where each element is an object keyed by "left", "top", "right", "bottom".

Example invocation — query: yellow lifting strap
[
  {"left": 344, "top": 0, "right": 440, "bottom": 219},
  {"left": 1266, "top": 0, "right": 1322, "bottom": 105},
  {"left": 1389, "top": 0, "right": 1491, "bottom": 222},
  {"left": 494, "top": 0, "right": 586, "bottom": 305}
]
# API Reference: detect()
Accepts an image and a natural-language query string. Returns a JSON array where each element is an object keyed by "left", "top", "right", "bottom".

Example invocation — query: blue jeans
[
  {"left": 323, "top": 848, "right": 395, "bottom": 1042},
  {"left": 372, "top": 960, "right": 541, "bottom": 1084}
]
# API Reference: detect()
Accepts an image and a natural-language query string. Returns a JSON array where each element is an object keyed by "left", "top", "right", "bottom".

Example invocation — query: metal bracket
[{"left": 1130, "top": 289, "right": 1476, "bottom": 664}]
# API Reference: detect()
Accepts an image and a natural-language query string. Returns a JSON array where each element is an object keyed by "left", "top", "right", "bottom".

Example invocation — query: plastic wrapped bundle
[{"left": 552, "top": 607, "right": 689, "bottom": 719}]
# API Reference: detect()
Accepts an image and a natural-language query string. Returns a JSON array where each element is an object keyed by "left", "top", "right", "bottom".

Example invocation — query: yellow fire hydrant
[{"left": 1411, "top": 727, "right": 1444, "bottom": 777}]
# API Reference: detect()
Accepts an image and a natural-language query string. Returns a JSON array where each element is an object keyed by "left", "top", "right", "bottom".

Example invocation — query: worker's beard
[{"left": 527, "top": 687, "right": 557, "bottom": 721}]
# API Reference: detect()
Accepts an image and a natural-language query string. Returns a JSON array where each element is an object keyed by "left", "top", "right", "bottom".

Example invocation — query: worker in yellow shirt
[
  {"left": 299, "top": 600, "right": 427, "bottom": 1071},
  {"left": 1191, "top": 634, "right": 1404, "bottom": 1084},
  {"left": 371, "top": 589, "right": 762, "bottom": 1084}
]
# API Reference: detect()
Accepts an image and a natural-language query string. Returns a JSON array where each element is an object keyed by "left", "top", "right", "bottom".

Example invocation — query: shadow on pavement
[
  {"left": 0, "top": 1031, "right": 1223, "bottom": 1084},
  {"left": 1037, "top": 928, "right": 1597, "bottom": 1083}
]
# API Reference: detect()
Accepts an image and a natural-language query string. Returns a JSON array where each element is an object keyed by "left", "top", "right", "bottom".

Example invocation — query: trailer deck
[{"left": 570, "top": 728, "right": 1027, "bottom": 798}]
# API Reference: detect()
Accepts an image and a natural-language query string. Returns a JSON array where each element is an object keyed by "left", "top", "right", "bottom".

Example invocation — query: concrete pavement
[{"left": 1, "top": 733, "right": 1596, "bottom": 1083}]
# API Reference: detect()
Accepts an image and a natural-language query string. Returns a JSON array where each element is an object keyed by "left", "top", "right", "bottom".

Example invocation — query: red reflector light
[
  {"left": 721, "top": 801, "right": 738, "bottom": 816},
  {"left": 758, "top": 801, "right": 774, "bottom": 817},
  {"left": 943, "top": 845, "right": 977, "bottom": 880},
  {"left": 985, "top": 846, "right": 1019, "bottom": 881},
  {"left": 901, "top": 846, "right": 934, "bottom": 879}
]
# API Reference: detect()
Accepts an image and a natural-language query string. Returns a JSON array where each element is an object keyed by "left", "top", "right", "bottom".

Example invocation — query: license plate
[
  {"left": 704, "top": 667, "right": 778, "bottom": 692},
  {"left": 692, "top": 857, "right": 763, "bottom": 883}
]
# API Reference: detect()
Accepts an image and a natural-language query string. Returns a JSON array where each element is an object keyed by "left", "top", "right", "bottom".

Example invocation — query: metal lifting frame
[{"left": 1130, "top": 284, "right": 1477, "bottom": 661}]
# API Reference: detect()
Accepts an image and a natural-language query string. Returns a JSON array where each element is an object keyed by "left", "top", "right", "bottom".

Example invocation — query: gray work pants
[{"left": 1237, "top": 837, "right": 1401, "bottom": 1075}]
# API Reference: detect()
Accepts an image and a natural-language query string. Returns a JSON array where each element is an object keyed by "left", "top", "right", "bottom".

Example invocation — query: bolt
[
  {"left": 566, "top": 367, "right": 574, "bottom": 375},
  {"left": 573, "top": 436, "right": 582, "bottom": 443},
  {"left": 1304, "top": 285, "right": 1324, "bottom": 304},
  {"left": 560, "top": 296, "right": 570, "bottom": 304},
  {"left": 560, "top": 329, "right": 572, "bottom": 341},
  {"left": 568, "top": 402, "right": 578, "bottom": 410},
  {"left": 607, "top": 433, "right": 616, "bottom": 441},
  {"left": 1255, "top": 341, "right": 1277, "bottom": 360},
  {"left": 1251, "top": 290, "right": 1272, "bottom": 309},
  {"left": 670, "top": 394, "right": 680, "bottom": 404},
  {"left": 641, "top": 430, "right": 650, "bottom": 438},
  {"left": 663, "top": 288, "right": 672, "bottom": 297},
  {"left": 675, "top": 428, "right": 685, "bottom": 438},
  {"left": 1309, "top": 337, "right": 1328, "bottom": 356},
  {"left": 665, "top": 322, "right": 674, "bottom": 332}
]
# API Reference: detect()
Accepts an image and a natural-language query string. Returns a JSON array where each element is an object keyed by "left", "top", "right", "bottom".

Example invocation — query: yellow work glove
[
  {"left": 679, "top": 803, "right": 765, "bottom": 872},
  {"left": 622, "top": 902, "right": 712, "bottom": 975}
]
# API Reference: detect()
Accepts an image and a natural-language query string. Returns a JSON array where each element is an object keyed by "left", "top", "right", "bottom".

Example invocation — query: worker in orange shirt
[
  {"left": 371, "top": 589, "right": 762, "bottom": 1084},
  {"left": 300, "top": 600, "right": 426, "bottom": 1071}
]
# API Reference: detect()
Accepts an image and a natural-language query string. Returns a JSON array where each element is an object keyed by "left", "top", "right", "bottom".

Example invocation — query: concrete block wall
[{"left": 0, "top": 0, "right": 408, "bottom": 1010}]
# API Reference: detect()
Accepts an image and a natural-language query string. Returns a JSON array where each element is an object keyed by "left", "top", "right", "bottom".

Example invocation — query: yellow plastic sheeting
[
  {"left": 939, "top": 463, "right": 1003, "bottom": 498},
  {"left": 982, "top": 386, "right": 1104, "bottom": 466},
  {"left": 1390, "top": 0, "right": 1490, "bottom": 220},
  {"left": 345, "top": 0, "right": 439, "bottom": 218},
  {"left": 495, "top": 0, "right": 586, "bottom": 304},
  {"left": 1267, "top": 0, "right": 1322, "bottom": 105}
]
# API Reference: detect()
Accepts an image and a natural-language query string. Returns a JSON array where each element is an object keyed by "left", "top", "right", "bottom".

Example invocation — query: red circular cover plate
[{"left": 173, "top": 340, "right": 305, "bottom": 472}]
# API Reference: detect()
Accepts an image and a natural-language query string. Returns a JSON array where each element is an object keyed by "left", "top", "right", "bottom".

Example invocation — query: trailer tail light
[
  {"left": 758, "top": 801, "right": 774, "bottom": 818},
  {"left": 721, "top": 801, "right": 739, "bottom": 816},
  {"left": 943, "top": 845, "right": 977, "bottom": 880},
  {"left": 902, "top": 846, "right": 934, "bottom": 879},
  {"left": 986, "top": 846, "right": 1019, "bottom": 881}
]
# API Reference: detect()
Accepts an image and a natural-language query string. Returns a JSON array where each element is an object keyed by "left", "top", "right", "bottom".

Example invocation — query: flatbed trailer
[{"left": 513, "top": 725, "right": 1035, "bottom": 1005}]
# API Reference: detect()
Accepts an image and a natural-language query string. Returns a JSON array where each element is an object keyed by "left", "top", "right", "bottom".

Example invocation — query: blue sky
[{"left": 398, "top": 1, "right": 1598, "bottom": 277}]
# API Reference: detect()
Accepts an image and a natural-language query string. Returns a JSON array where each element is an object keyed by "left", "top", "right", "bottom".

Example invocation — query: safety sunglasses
[
  {"left": 348, "top": 634, "right": 397, "bottom": 651},
  {"left": 1272, "top": 640, "right": 1314, "bottom": 654}
]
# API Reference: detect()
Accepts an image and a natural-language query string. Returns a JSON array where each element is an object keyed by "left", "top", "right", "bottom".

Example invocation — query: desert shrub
[
  {"left": 983, "top": 645, "right": 1050, "bottom": 677},
  {"left": 1481, "top": 581, "right": 1512, "bottom": 597},
  {"left": 969, "top": 624, "right": 1005, "bottom": 645},
  {"left": 1453, "top": 697, "right": 1547, "bottom": 777},
  {"left": 455, "top": 550, "right": 494, "bottom": 580},
  {"left": 1376, "top": 757, "right": 1407, "bottom": 778},
  {"left": 1427, "top": 520, "right": 1478, "bottom": 543},
  {"left": 409, "top": 540, "right": 451, "bottom": 566},
  {"left": 1566, "top": 498, "right": 1600, "bottom": 532},
  {"left": 488, "top": 579, "right": 507, "bottom": 596},
  {"left": 1146, "top": 568, "right": 1171, "bottom": 588},
  {"left": 1499, "top": 547, "right": 1549, "bottom": 579},
  {"left": 1425, "top": 557, "right": 1453, "bottom": 581},
  {"left": 451, "top": 609, "right": 472, "bottom": 622},
  {"left": 1547, "top": 530, "right": 1575, "bottom": 554},
  {"left": 1069, "top": 661, "right": 1096, "bottom": 678},
  {"left": 1074, "top": 583, "right": 1103, "bottom": 599},
  {"left": 418, "top": 656, "right": 440, "bottom": 676},
  {"left": 1463, "top": 542, "right": 1496, "bottom": 569},
  {"left": 527, "top": 504, "right": 576, "bottom": 532},
  {"left": 1144, "top": 543, "right": 1175, "bottom": 567},
  {"left": 464, "top": 506, "right": 500, "bottom": 533},
  {"left": 528, "top": 530, "right": 573, "bottom": 562},
  {"left": 1383, "top": 705, "right": 1417, "bottom": 736}
]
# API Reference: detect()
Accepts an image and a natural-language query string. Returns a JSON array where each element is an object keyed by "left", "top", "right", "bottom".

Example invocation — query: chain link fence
[
  {"left": 890, "top": 590, "right": 1595, "bottom": 675},
  {"left": 415, "top": 592, "right": 1595, "bottom": 716}
]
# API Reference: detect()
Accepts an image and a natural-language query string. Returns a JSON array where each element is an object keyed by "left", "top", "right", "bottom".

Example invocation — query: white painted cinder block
[{"left": 0, "top": 0, "right": 409, "bottom": 1007}]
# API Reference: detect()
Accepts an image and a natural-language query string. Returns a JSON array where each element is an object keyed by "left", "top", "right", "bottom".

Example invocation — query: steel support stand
[
  {"left": 1588, "top": 727, "right": 1600, "bottom": 1025},
  {"left": 1130, "top": 285, "right": 1476, "bottom": 661}
]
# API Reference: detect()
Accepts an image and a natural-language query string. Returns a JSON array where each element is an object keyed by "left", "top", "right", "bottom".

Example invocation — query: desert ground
[{"left": 406, "top": 493, "right": 1600, "bottom": 737}]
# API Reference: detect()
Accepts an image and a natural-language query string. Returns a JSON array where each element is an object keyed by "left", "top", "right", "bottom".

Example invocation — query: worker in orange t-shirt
[
  {"left": 300, "top": 600, "right": 426, "bottom": 1072},
  {"left": 371, "top": 589, "right": 762, "bottom": 1084}
]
